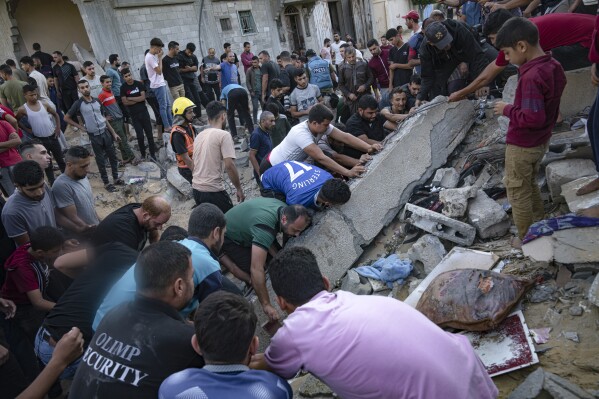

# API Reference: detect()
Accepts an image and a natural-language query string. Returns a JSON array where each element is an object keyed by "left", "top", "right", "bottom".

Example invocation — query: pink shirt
[
  {"left": 241, "top": 51, "right": 254, "bottom": 72},
  {"left": 265, "top": 291, "right": 498, "bottom": 399}
]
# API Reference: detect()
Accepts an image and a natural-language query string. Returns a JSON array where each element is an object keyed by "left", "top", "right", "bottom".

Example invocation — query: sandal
[
  {"left": 114, "top": 178, "right": 125, "bottom": 186},
  {"left": 105, "top": 183, "right": 118, "bottom": 193}
]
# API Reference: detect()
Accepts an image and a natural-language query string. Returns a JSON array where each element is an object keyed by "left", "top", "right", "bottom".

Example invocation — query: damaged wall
[{"left": 290, "top": 97, "right": 476, "bottom": 283}]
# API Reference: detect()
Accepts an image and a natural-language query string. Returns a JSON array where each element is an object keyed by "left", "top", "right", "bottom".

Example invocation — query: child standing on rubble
[{"left": 493, "top": 17, "right": 566, "bottom": 248}]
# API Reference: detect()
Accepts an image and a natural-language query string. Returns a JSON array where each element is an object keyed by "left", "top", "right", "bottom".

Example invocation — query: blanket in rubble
[{"left": 522, "top": 214, "right": 599, "bottom": 244}]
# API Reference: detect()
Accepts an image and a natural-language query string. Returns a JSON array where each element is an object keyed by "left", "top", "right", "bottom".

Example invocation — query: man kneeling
[
  {"left": 159, "top": 291, "right": 292, "bottom": 398},
  {"left": 254, "top": 247, "right": 498, "bottom": 399}
]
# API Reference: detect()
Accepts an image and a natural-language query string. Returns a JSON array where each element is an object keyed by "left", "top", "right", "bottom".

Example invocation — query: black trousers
[
  {"left": 60, "top": 89, "right": 79, "bottom": 114},
  {"left": 192, "top": 189, "right": 233, "bottom": 214},
  {"left": 204, "top": 83, "right": 221, "bottom": 102},
  {"left": 130, "top": 109, "right": 156, "bottom": 158},
  {"left": 551, "top": 44, "right": 591, "bottom": 71},
  {"left": 226, "top": 88, "right": 254, "bottom": 138},
  {"left": 178, "top": 167, "right": 192, "bottom": 183},
  {"left": 146, "top": 96, "right": 163, "bottom": 127},
  {"left": 89, "top": 131, "right": 119, "bottom": 185},
  {"left": 37, "top": 136, "right": 66, "bottom": 178},
  {"left": 221, "top": 237, "right": 275, "bottom": 275},
  {"left": 184, "top": 79, "right": 209, "bottom": 117}
]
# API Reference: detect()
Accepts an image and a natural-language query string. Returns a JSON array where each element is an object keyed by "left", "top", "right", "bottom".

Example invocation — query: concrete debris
[
  {"left": 405, "top": 203, "right": 476, "bottom": 246},
  {"left": 559, "top": 67, "right": 597, "bottom": 118},
  {"left": 502, "top": 75, "right": 517, "bottom": 105},
  {"left": 529, "top": 284, "right": 557, "bottom": 303},
  {"left": 543, "top": 308, "right": 562, "bottom": 327},
  {"left": 561, "top": 176, "right": 599, "bottom": 213},
  {"left": 563, "top": 331, "right": 580, "bottom": 343},
  {"left": 522, "top": 227, "right": 599, "bottom": 264},
  {"left": 407, "top": 234, "right": 447, "bottom": 275},
  {"left": 545, "top": 159, "right": 596, "bottom": 202},
  {"left": 572, "top": 263, "right": 599, "bottom": 274},
  {"left": 467, "top": 190, "right": 510, "bottom": 239},
  {"left": 339, "top": 269, "right": 373, "bottom": 295},
  {"left": 408, "top": 279, "right": 423, "bottom": 295},
  {"left": 508, "top": 367, "right": 595, "bottom": 399},
  {"left": 235, "top": 153, "right": 249, "bottom": 168},
  {"left": 298, "top": 374, "right": 335, "bottom": 398},
  {"left": 549, "top": 128, "right": 590, "bottom": 148},
  {"left": 123, "top": 161, "right": 162, "bottom": 182},
  {"left": 589, "top": 274, "right": 599, "bottom": 308},
  {"left": 439, "top": 186, "right": 477, "bottom": 217},
  {"left": 404, "top": 247, "right": 499, "bottom": 307},
  {"left": 432, "top": 167, "right": 460, "bottom": 188},
  {"left": 290, "top": 98, "right": 476, "bottom": 284},
  {"left": 569, "top": 306, "right": 584, "bottom": 316},
  {"left": 166, "top": 166, "right": 192, "bottom": 199},
  {"left": 473, "top": 164, "right": 494, "bottom": 189}
]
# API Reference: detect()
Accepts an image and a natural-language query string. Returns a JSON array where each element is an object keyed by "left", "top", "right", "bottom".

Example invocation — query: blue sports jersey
[
  {"left": 159, "top": 365, "right": 292, "bottom": 399},
  {"left": 261, "top": 161, "right": 332, "bottom": 209}
]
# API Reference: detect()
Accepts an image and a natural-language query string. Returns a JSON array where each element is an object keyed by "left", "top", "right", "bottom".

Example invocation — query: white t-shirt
[
  {"left": 144, "top": 52, "right": 166, "bottom": 89},
  {"left": 269, "top": 121, "right": 334, "bottom": 166},
  {"left": 29, "top": 70, "right": 51, "bottom": 103},
  {"left": 330, "top": 40, "right": 347, "bottom": 65}
]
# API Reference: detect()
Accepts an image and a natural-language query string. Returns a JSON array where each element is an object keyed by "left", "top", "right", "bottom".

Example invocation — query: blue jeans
[
  {"left": 154, "top": 85, "right": 173, "bottom": 129},
  {"left": 34, "top": 327, "right": 81, "bottom": 380}
]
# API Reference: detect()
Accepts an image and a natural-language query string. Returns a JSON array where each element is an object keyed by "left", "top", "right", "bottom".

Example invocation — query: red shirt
[
  {"left": 503, "top": 54, "right": 566, "bottom": 148},
  {"left": 0, "top": 120, "right": 22, "bottom": 167},
  {"left": 368, "top": 51, "right": 391, "bottom": 88},
  {"left": 590, "top": 15, "right": 599, "bottom": 63},
  {"left": 0, "top": 243, "right": 49, "bottom": 305},
  {"left": 97, "top": 88, "right": 117, "bottom": 107},
  {"left": 496, "top": 14, "right": 594, "bottom": 67}
]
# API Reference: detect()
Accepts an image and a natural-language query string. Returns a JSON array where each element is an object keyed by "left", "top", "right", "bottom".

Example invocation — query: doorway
[{"left": 285, "top": 6, "right": 305, "bottom": 52}]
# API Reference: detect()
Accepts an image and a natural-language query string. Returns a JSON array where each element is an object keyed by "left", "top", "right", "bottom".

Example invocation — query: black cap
[{"left": 425, "top": 22, "right": 453, "bottom": 49}]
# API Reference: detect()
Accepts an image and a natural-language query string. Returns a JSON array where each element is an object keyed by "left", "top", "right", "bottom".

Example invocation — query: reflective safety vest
[
  {"left": 307, "top": 56, "right": 333, "bottom": 91},
  {"left": 170, "top": 125, "right": 195, "bottom": 169}
]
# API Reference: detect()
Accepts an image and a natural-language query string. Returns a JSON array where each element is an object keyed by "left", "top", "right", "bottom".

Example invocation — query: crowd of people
[{"left": 0, "top": 0, "right": 597, "bottom": 396}]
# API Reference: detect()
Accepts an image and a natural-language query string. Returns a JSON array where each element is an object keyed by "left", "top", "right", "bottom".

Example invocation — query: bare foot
[
  {"left": 510, "top": 236, "right": 523, "bottom": 249},
  {"left": 576, "top": 178, "right": 599, "bottom": 196},
  {"left": 576, "top": 205, "right": 599, "bottom": 218}
]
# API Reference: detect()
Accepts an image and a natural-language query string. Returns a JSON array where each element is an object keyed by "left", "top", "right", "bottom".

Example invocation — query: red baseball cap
[{"left": 402, "top": 10, "right": 420, "bottom": 20}]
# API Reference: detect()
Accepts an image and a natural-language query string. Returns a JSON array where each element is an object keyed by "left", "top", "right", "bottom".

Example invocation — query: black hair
[
  {"left": 188, "top": 203, "right": 226, "bottom": 239},
  {"left": 160, "top": 226, "right": 189, "bottom": 241},
  {"left": 483, "top": 9, "right": 514, "bottom": 37},
  {"left": 391, "top": 86, "right": 407, "bottom": 99},
  {"left": 269, "top": 246, "right": 326, "bottom": 306},
  {"left": 0, "top": 65, "right": 12, "bottom": 75},
  {"left": 358, "top": 94, "right": 378, "bottom": 110},
  {"left": 259, "top": 50, "right": 270, "bottom": 57},
  {"left": 82, "top": 60, "right": 93, "bottom": 69},
  {"left": 108, "top": 54, "right": 119, "bottom": 64},
  {"left": 292, "top": 68, "right": 305, "bottom": 80},
  {"left": 30, "top": 226, "right": 65, "bottom": 252},
  {"left": 496, "top": 17, "right": 539, "bottom": 49},
  {"left": 366, "top": 39, "right": 379, "bottom": 48},
  {"left": 99, "top": 75, "right": 111, "bottom": 83},
  {"left": 269, "top": 78, "right": 284, "bottom": 90},
  {"left": 121, "top": 68, "right": 131, "bottom": 76},
  {"left": 324, "top": 38, "right": 331, "bottom": 44},
  {"left": 243, "top": 41, "right": 250, "bottom": 47},
  {"left": 13, "top": 160, "right": 44, "bottom": 187},
  {"left": 281, "top": 204, "right": 312, "bottom": 225},
  {"left": 251, "top": 56, "right": 258, "bottom": 61},
  {"left": 134, "top": 241, "right": 191, "bottom": 292},
  {"left": 223, "top": 42, "right": 231, "bottom": 49},
  {"left": 194, "top": 291, "right": 257, "bottom": 363},
  {"left": 339, "top": 43, "right": 349, "bottom": 50},
  {"left": 77, "top": 79, "right": 89, "bottom": 87},
  {"left": 320, "top": 178, "right": 351, "bottom": 204},
  {"left": 22, "top": 84, "right": 37, "bottom": 94},
  {"left": 186, "top": 43, "right": 196, "bottom": 52},
  {"left": 265, "top": 102, "right": 280, "bottom": 117},
  {"left": 33, "top": 43, "right": 41, "bottom": 51},
  {"left": 19, "top": 57, "right": 33, "bottom": 66},
  {"left": 308, "top": 104, "right": 334, "bottom": 123},
  {"left": 150, "top": 37, "right": 164, "bottom": 47},
  {"left": 410, "top": 74, "right": 421, "bottom": 85},
  {"left": 19, "top": 139, "right": 43, "bottom": 156},
  {"left": 206, "top": 100, "right": 226, "bottom": 120},
  {"left": 168, "top": 41, "right": 179, "bottom": 50},
  {"left": 64, "top": 146, "right": 90, "bottom": 163},
  {"left": 52, "top": 51, "right": 63, "bottom": 57},
  {"left": 385, "top": 28, "right": 398, "bottom": 40}
]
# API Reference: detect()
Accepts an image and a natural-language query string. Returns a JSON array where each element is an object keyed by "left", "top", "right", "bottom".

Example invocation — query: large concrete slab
[
  {"left": 562, "top": 175, "right": 599, "bottom": 213},
  {"left": 545, "top": 159, "right": 596, "bottom": 202},
  {"left": 503, "top": 67, "right": 595, "bottom": 118},
  {"left": 522, "top": 226, "right": 599, "bottom": 264},
  {"left": 288, "top": 97, "right": 475, "bottom": 283}
]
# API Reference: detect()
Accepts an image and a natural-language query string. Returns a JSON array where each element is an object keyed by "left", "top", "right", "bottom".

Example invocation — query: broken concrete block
[
  {"left": 589, "top": 274, "right": 599, "bottom": 308},
  {"left": 467, "top": 190, "right": 510, "bottom": 239},
  {"left": 522, "top": 226, "right": 599, "bottom": 264},
  {"left": 498, "top": 115, "right": 510, "bottom": 134},
  {"left": 509, "top": 368, "right": 596, "bottom": 399},
  {"left": 299, "top": 374, "right": 335, "bottom": 398},
  {"left": 407, "top": 234, "right": 447, "bottom": 275},
  {"left": 290, "top": 98, "right": 475, "bottom": 283},
  {"left": 432, "top": 167, "right": 460, "bottom": 188},
  {"left": 545, "top": 159, "right": 596, "bottom": 202},
  {"left": 166, "top": 166, "right": 192, "bottom": 199},
  {"left": 562, "top": 175, "right": 599, "bottom": 213},
  {"left": 439, "top": 186, "right": 477, "bottom": 217},
  {"left": 405, "top": 203, "right": 476, "bottom": 246},
  {"left": 559, "top": 67, "right": 597, "bottom": 118},
  {"left": 123, "top": 161, "right": 161, "bottom": 182},
  {"left": 502, "top": 75, "right": 517, "bottom": 105},
  {"left": 340, "top": 269, "right": 373, "bottom": 295},
  {"left": 288, "top": 209, "right": 363, "bottom": 284}
]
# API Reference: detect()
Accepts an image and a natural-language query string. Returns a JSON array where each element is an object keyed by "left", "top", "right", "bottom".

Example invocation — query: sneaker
[
  {"left": 105, "top": 183, "right": 118, "bottom": 193},
  {"left": 114, "top": 178, "right": 125, "bottom": 186}
]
